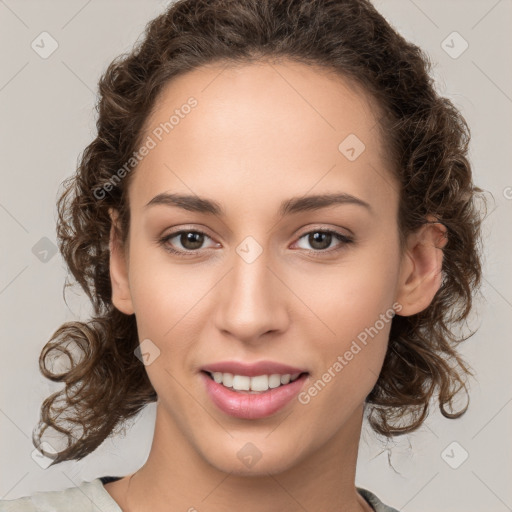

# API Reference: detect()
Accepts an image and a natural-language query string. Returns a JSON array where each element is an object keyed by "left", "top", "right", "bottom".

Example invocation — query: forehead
[{"left": 129, "top": 60, "right": 397, "bottom": 217}]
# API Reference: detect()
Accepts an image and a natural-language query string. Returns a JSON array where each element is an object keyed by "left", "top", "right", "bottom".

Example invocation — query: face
[{"left": 109, "top": 60, "right": 442, "bottom": 476}]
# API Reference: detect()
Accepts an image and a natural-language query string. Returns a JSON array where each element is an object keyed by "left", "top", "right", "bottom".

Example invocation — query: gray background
[{"left": 1, "top": 1, "right": 511, "bottom": 510}]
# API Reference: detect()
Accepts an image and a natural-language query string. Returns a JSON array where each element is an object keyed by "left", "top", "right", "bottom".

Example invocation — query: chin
[{"left": 199, "top": 435, "right": 304, "bottom": 477}]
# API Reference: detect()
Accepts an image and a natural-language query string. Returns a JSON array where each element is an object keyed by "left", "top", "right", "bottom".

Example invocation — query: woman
[{"left": 0, "top": 0, "right": 486, "bottom": 511}]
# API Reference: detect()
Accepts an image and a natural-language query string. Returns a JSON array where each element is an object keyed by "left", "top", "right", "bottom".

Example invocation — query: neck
[{"left": 120, "top": 402, "right": 370, "bottom": 512}]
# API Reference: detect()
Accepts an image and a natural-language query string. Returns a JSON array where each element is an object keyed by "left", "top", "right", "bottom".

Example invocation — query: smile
[
  {"left": 201, "top": 370, "right": 310, "bottom": 419},
  {"left": 204, "top": 371, "right": 304, "bottom": 393}
]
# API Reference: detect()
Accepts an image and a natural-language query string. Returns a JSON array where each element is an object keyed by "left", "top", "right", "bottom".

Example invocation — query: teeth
[
  {"left": 268, "top": 374, "right": 281, "bottom": 389},
  {"left": 222, "top": 372, "right": 233, "bottom": 388},
  {"left": 251, "top": 374, "right": 269, "bottom": 391},
  {"left": 209, "top": 372, "right": 303, "bottom": 392},
  {"left": 232, "top": 375, "right": 250, "bottom": 391},
  {"left": 280, "top": 374, "right": 291, "bottom": 385}
]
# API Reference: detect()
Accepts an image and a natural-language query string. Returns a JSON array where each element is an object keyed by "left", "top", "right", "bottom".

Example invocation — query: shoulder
[
  {"left": 357, "top": 486, "right": 401, "bottom": 512},
  {"left": 0, "top": 478, "right": 122, "bottom": 512}
]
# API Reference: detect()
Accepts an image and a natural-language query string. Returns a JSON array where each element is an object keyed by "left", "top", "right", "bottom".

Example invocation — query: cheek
[
  {"left": 299, "top": 289, "right": 394, "bottom": 424},
  {"left": 127, "top": 240, "right": 204, "bottom": 332},
  {"left": 302, "top": 248, "right": 399, "bottom": 342},
  {"left": 339, "top": 229, "right": 401, "bottom": 322},
  {"left": 300, "top": 242, "right": 400, "bottom": 403}
]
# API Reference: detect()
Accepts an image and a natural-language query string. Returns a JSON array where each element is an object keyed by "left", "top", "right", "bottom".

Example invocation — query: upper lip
[{"left": 201, "top": 360, "right": 309, "bottom": 377}]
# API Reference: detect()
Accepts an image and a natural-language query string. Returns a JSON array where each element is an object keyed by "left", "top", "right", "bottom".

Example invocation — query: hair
[{"left": 33, "top": 0, "right": 489, "bottom": 465}]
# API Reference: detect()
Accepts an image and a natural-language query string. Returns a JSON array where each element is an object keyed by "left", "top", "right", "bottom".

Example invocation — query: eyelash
[{"left": 157, "top": 227, "right": 354, "bottom": 258}]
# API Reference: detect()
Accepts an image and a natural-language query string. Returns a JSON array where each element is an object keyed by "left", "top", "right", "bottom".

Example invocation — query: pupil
[
  {"left": 310, "top": 232, "right": 331, "bottom": 250},
  {"left": 182, "top": 232, "right": 203, "bottom": 250}
]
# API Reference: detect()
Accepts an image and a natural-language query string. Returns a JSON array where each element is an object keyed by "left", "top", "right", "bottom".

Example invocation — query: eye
[
  {"left": 293, "top": 229, "right": 354, "bottom": 256},
  {"left": 157, "top": 227, "right": 354, "bottom": 258},
  {"left": 158, "top": 229, "right": 218, "bottom": 256}
]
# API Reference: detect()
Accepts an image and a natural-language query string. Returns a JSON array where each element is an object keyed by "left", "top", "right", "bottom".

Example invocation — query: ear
[
  {"left": 395, "top": 215, "right": 448, "bottom": 316},
  {"left": 108, "top": 208, "right": 135, "bottom": 315}
]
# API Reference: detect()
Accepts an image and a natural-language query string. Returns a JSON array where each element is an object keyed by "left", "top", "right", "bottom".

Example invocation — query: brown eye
[
  {"left": 158, "top": 229, "right": 217, "bottom": 256},
  {"left": 295, "top": 229, "right": 353, "bottom": 255},
  {"left": 175, "top": 231, "right": 205, "bottom": 250},
  {"left": 307, "top": 231, "right": 333, "bottom": 250}
]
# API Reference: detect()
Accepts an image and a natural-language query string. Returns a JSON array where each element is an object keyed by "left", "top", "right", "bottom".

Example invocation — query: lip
[
  {"left": 201, "top": 371, "right": 309, "bottom": 419},
  {"left": 200, "top": 360, "right": 308, "bottom": 377}
]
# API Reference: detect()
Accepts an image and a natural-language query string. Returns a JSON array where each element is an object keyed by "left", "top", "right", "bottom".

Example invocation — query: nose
[{"left": 213, "top": 243, "right": 290, "bottom": 345}]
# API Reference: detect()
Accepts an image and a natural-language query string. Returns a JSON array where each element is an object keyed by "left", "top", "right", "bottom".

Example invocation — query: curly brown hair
[{"left": 33, "top": 0, "right": 489, "bottom": 465}]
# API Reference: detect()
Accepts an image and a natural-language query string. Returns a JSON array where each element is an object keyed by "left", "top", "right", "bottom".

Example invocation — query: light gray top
[{"left": 0, "top": 478, "right": 400, "bottom": 511}]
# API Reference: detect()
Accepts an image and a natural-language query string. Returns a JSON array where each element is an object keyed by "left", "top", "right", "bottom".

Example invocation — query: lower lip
[{"left": 201, "top": 372, "right": 309, "bottom": 419}]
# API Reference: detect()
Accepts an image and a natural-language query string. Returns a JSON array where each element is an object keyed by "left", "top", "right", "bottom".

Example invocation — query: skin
[{"left": 105, "top": 59, "right": 447, "bottom": 512}]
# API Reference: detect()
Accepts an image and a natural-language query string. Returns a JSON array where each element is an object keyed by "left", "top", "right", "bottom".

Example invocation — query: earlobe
[
  {"left": 395, "top": 216, "right": 448, "bottom": 316},
  {"left": 108, "top": 208, "right": 135, "bottom": 315}
]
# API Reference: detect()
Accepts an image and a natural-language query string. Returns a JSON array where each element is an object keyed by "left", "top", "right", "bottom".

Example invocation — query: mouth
[
  {"left": 200, "top": 370, "right": 310, "bottom": 419},
  {"left": 201, "top": 370, "right": 309, "bottom": 394}
]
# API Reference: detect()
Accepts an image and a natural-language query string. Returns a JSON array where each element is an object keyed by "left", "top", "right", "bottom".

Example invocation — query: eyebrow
[{"left": 144, "top": 192, "right": 373, "bottom": 217}]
